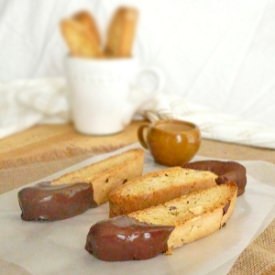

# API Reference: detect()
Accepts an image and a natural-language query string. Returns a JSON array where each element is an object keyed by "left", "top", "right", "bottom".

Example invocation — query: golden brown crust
[
  {"left": 105, "top": 7, "right": 138, "bottom": 57},
  {"left": 60, "top": 18, "right": 102, "bottom": 57},
  {"left": 109, "top": 167, "right": 218, "bottom": 217}
]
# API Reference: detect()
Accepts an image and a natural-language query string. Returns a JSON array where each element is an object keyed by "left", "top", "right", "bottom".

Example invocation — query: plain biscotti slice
[
  {"left": 129, "top": 182, "right": 237, "bottom": 251},
  {"left": 109, "top": 167, "right": 218, "bottom": 217},
  {"left": 52, "top": 149, "right": 144, "bottom": 205}
]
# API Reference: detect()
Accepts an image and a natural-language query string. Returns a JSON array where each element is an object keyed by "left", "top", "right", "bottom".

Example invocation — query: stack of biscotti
[
  {"left": 52, "top": 149, "right": 144, "bottom": 205},
  {"left": 91, "top": 166, "right": 238, "bottom": 260}
]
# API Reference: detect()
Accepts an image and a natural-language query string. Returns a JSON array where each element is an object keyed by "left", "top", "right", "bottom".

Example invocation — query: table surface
[
  {"left": 0, "top": 121, "right": 275, "bottom": 275},
  {"left": 0, "top": 121, "right": 274, "bottom": 275},
  {"left": 1, "top": 121, "right": 275, "bottom": 194}
]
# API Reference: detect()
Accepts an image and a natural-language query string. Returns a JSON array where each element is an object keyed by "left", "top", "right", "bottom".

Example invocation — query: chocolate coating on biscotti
[
  {"left": 18, "top": 182, "right": 95, "bottom": 221},
  {"left": 182, "top": 160, "right": 246, "bottom": 196},
  {"left": 223, "top": 201, "right": 231, "bottom": 215},
  {"left": 85, "top": 216, "right": 174, "bottom": 261}
]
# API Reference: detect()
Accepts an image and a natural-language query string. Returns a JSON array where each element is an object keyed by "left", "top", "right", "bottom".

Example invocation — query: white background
[{"left": 0, "top": 0, "right": 275, "bottom": 127}]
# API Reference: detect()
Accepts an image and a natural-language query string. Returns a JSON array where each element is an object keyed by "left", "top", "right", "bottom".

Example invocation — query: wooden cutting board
[{"left": 0, "top": 121, "right": 145, "bottom": 169}]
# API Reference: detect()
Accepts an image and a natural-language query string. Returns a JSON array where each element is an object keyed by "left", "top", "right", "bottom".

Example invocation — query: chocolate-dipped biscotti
[
  {"left": 182, "top": 160, "right": 247, "bottom": 195},
  {"left": 18, "top": 149, "right": 144, "bottom": 221},
  {"left": 52, "top": 149, "right": 144, "bottom": 205},
  {"left": 86, "top": 182, "right": 238, "bottom": 261}
]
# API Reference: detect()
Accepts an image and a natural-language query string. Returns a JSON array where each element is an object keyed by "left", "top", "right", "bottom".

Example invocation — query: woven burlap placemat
[{"left": 229, "top": 219, "right": 275, "bottom": 275}]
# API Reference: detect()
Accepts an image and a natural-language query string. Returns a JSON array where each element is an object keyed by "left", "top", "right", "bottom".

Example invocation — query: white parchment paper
[{"left": 0, "top": 144, "right": 275, "bottom": 275}]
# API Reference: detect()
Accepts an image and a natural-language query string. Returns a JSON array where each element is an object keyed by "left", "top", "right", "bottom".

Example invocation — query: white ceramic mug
[{"left": 65, "top": 57, "right": 164, "bottom": 135}]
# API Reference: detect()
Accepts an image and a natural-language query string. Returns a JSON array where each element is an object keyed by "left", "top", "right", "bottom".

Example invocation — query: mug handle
[
  {"left": 137, "top": 124, "right": 149, "bottom": 149},
  {"left": 129, "top": 67, "right": 164, "bottom": 104}
]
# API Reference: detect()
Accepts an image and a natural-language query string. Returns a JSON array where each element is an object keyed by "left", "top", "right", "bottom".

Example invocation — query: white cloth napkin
[
  {"left": 141, "top": 94, "right": 275, "bottom": 149},
  {"left": 1, "top": 77, "right": 275, "bottom": 149},
  {"left": 0, "top": 78, "right": 69, "bottom": 138}
]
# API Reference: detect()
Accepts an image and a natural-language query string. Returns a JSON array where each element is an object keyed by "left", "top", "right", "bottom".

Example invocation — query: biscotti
[
  {"left": 105, "top": 7, "right": 138, "bottom": 57},
  {"left": 73, "top": 11, "right": 101, "bottom": 47},
  {"left": 109, "top": 167, "right": 218, "bottom": 217},
  {"left": 52, "top": 149, "right": 144, "bottom": 205},
  {"left": 86, "top": 182, "right": 238, "bottom": 261},
  {"left": 60, "top": 17, "right": 102, "bottom": 57},
  {"left": 182, "top": 160, "right": 247, "bottom": 196}
]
